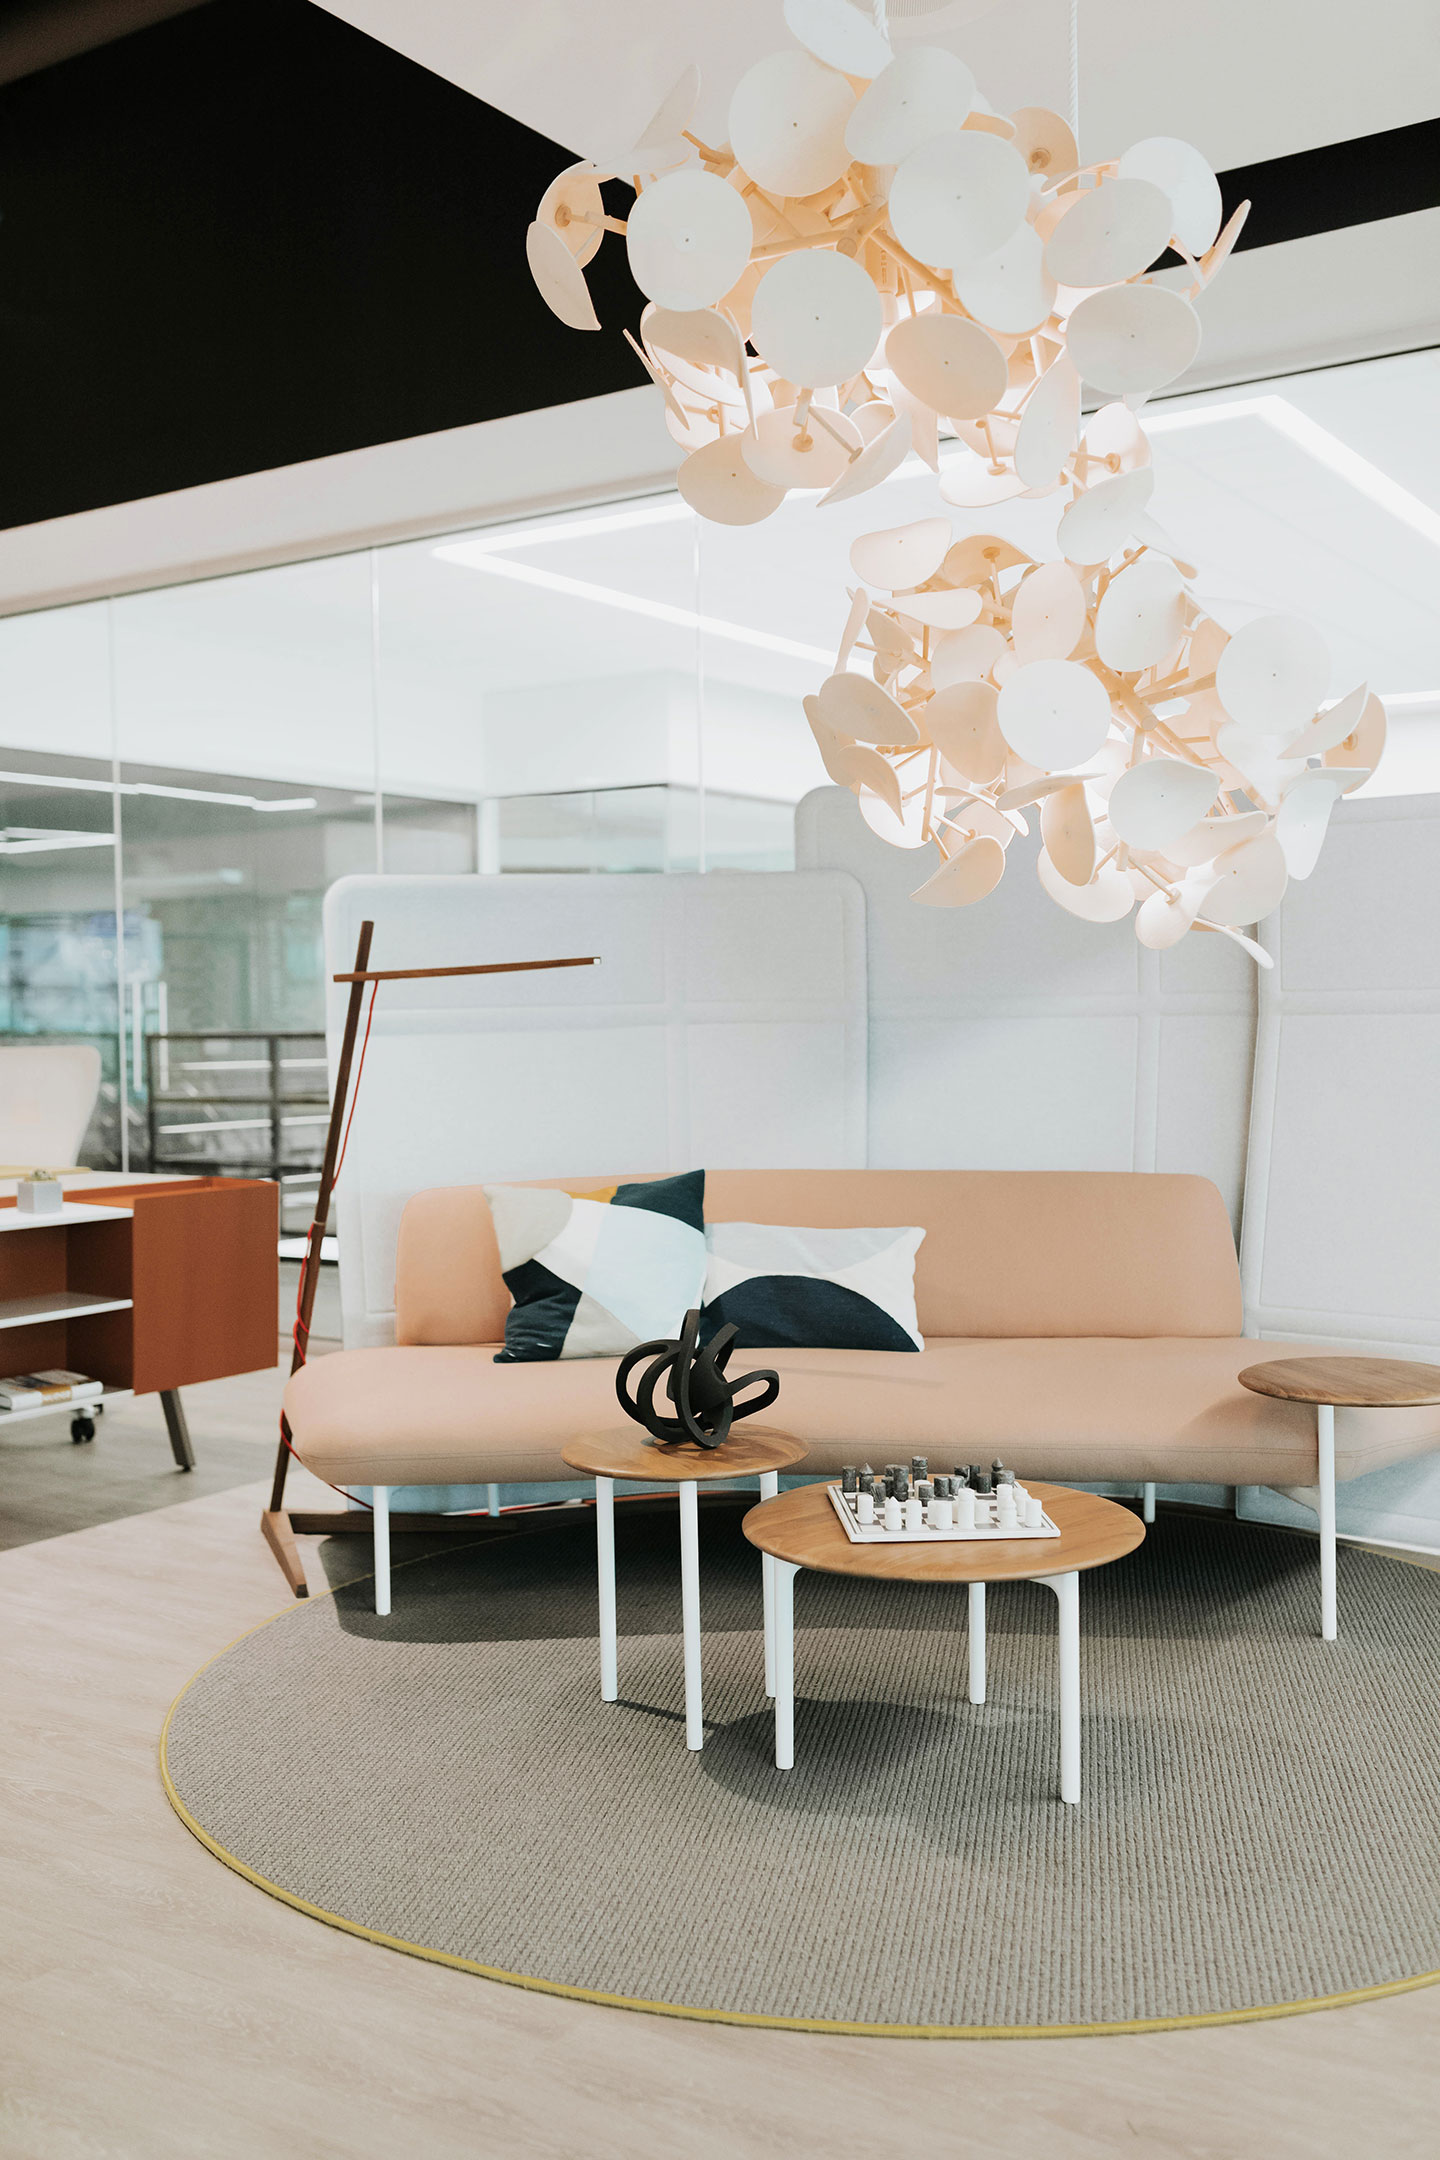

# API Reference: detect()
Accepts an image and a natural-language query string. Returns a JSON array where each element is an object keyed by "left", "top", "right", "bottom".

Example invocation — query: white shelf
[
  {"left": 0, "top": 1205, "right": 133, "bottom": 1233},
  {"left": 0, "top": 1386, "right": 131, "bottom": 1427},
  {"left": 0, "top": 1291, "right": 133, "bottom": 1330}
]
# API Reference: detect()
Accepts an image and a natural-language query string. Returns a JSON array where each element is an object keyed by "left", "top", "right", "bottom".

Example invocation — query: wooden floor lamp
[{"left": 260, "top": 920, "right": 599, "bottom": 1596}]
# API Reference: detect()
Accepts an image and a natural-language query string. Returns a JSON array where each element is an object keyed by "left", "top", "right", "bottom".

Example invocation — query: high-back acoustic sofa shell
[{"left": 285, "top": 1170, "right": 1440, "bottom": 1630}]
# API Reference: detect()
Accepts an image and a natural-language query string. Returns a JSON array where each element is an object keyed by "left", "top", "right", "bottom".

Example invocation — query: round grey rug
[{"left": 162, "top": 1505, "right": 1440, "bottom": 2035}]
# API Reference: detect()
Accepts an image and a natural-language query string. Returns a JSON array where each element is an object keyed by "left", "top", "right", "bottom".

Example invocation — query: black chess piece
[{"left": 615, "top": 1308, "right": 780, "bottom": 1448}]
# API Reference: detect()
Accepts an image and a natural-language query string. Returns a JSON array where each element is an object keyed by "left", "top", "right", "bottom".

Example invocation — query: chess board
[{"left": 826, "top": 1481, "right": 1060, "bottom": 1544}]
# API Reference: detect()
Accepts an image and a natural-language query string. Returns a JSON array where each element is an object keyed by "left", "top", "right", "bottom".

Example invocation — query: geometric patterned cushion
[{"left": 486, "top": 1170, "right": 706, "bottom": 1362}]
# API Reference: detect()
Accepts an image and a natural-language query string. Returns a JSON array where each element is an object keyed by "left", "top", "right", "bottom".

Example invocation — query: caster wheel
[{"left": 71, "top": 1414, "right": 96, "bottom": 1444}]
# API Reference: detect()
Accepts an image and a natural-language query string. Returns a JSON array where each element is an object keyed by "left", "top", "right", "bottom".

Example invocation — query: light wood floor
[{"left": 5, "top": 1379, "right": 1440, "bottom": 2158}]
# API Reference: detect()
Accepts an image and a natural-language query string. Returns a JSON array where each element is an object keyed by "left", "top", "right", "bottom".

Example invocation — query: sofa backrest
[{"left": 395, "top": 1169, "right": 1242, "bottom": 1345}]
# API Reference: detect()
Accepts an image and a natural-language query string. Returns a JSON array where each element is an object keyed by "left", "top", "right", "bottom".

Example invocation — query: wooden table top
[
  {"left": 741, "top": 1480, "right": 1144, "bottom": 1584},
  {"left": 1238, "top": 1356, "right": 1440, "bottom": 1408},
  {"left": 562, "top": 1424, "right": 808, "bottom": 1482}
]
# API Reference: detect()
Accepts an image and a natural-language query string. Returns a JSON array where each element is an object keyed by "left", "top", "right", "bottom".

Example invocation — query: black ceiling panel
[
  {"left": 0, "top": 0, "right": 647, "bottom": 529},
  {"left": 0, "top": 1, "right": 1432, "bottom": 532}
]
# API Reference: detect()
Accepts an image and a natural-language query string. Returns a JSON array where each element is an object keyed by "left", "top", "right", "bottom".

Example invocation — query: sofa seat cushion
[{"left": 284, "top": 1337, "right": 1440, "bottom": 1492}]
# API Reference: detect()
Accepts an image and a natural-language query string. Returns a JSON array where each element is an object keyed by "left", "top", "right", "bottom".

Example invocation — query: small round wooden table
[
  {"left": 1238, "top": 1356, "right": 1440, "bottom": 1643},
  {"left": 562, "top": 1426, "right": 808, "bottom": 1752},
  {"left": 742, "top": 1481, "right": 1144, "bottom": 1803}
]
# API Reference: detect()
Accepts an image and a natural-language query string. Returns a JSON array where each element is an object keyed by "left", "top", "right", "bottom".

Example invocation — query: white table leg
[
  {"left": 596, "top": 1476, "right": 618, "bottom": 1702},
  {"left": 486, "top": 1482, "right": 501, "bottom": 1518},
  {"left": 372, "top": 1485, "right": 391, "bottom": 1616},
  {"left": 1142, "top": 1482, "right": 1156, "bottom": 1523},
  {"left": 1040, "top": 1570, "right": 1081, "bottom": 1804},
  {"left": 1317, "top": 1402, "right": 1337, "bottom": 1643},
  {"left": 679, "top": 1479, "right": 703, "bottom": 1751},
  {"left": 759, "top": 1470, "right": 779, "bottom": 1698},
  {"left": 774, "top": 1560, "right": 798, "bottom": 1770},
  {"left": 968, "top": 1581, "right": 986, "bottom": 1704}
]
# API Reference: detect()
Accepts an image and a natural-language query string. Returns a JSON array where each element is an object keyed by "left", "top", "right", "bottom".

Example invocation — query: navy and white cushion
[{"left": 700, "top": 1221, "right": 925, "bottom": 1353}]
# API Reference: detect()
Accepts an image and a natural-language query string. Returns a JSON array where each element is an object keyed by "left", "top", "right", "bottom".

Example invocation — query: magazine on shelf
[{"left": 0, "top": 1369, "right": 104, "bottom": 1410}]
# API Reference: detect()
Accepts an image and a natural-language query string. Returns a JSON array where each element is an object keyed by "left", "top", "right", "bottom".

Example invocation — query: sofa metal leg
[
  {"left": 1317, "top": 1403, "right": 1337, "bottom": 1642},
  {"left": 968, "top": 1581, "right": 986, "bottom": 1704},
  {"left": 759, "top": 1469, "right": 779, "bottom": 1698},
  {"left": 596, "top": 1476, "right": 618, "bottom": 1702},
  {"left": 773, "top": 1560, "right": 798, "bottom": 1770},
  {"left": 679, "top": 1479, "right": 703, "bottom": 1751},
  {"left": 1039, "top": 1570, "right": 1082, "bottom": 1804},
  {"left": 1141, "top": 1482, "right": 1156, "bottom": 1523},
  {"left": 373, "top": 1485, "right": 391, "bottom": 1617}
]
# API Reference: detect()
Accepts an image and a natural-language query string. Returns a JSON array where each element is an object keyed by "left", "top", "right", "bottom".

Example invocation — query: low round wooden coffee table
[
  {"left": 562, "top": 1426, "right": 808, "bottom": 1752},
  {"left": 742, "top": 1481, "right": 1144, "bottom": 1803},
  {"left": 1239, "top": 1356, "right": 1440, "bottom": 1643}
]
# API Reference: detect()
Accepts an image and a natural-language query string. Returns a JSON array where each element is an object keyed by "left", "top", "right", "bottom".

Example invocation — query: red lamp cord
[{"left": 280, "top": 982, "right": 379, "bottom": 1509}]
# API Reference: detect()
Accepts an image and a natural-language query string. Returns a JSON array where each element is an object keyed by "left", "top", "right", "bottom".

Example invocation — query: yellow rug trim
[{"left": 158, "top": 1552, "right": 1440, "bottom": 2042}]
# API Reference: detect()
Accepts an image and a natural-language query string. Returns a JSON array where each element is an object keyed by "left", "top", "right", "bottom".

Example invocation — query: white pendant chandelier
[{"left": 526, "top": 0, "right": 1386, "bottom": 962}]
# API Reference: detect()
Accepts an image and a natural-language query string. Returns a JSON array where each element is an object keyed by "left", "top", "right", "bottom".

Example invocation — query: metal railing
[{"left": 144, "top": 1032, "right": 327, "bottom": 1232}]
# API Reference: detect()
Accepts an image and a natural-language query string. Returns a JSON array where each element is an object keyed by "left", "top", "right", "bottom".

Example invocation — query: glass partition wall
[{"left": 0, "top": 350, "right": 1435, "bottom": 1175}]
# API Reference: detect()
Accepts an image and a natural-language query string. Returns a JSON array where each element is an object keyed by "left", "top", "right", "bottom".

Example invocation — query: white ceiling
[
  {"left": 0, "top": 351, "right": 1433, "bottom": 811},
  {"left": 313, "top": 0, "right": 1439, "bottom": 171}
]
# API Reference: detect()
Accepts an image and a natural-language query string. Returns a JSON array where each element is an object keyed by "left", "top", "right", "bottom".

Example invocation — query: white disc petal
[
  {"left": 729, "top": 49, "right": 855, "bottom": 198},
  {"left": 850, "top": 517, "right": 952, "bottom": 591},
  {"left": 1276, "top": 769, "right": 1348, "bottom": 879},
  {"left": 885, "top": 312, "right": 1008, "bottom": 421},
  {"left": 1013, "top": 353, "right": 1081, "bottom": 490},
  {"left": 929, "top": 623, "right": 1007, "bottom": 690},
  {"left": 1106, "top": 758, "right": 1219, "bottom": 850},
  {"left": 888, "top": 129, "right": 1031, "bottom": 275},
  {"left": 998, "top": 659, "right": 1112, "bottom": 768},
  {"left": 845, "top": 46, "right": 976, "bottom": 166},
  {"left": 817, "top": 671, "right": 921, "bottom": 745},
  {"left": 912, "top": 834, "right": 1006, "bottom": 906},
  {"left": 676, "top": 435, "right": 787, "bottom": 525},
  {"left": 1010, "top": 561, "right": 1087, "bottom": 664},
  {"left": 1094, "top": 552, "right": 1188, "bottom": 673},
  {"left": 526, "top": 221, "right": 600, "bottom": 330},
  {"left": 818, "top": 414, "right": 913, "bottom": 504},
  {"left": 1216, "top": 614, "right": 1330, "bottom": 733},
  {"left": 1038, "top": 850, "right": 1135, "bottom": 920},
  {"left": 626, "top": 171, "right": 754, "bottom": 310},
  {"left": 1198, "top": 834, "right": 1289, "bottom": 926},
  {"left": 750, "top": 249, "right": 884, "bottom": 390},
  {"left": 1043, "top": 177, "right": 1175, "bottom": 287},
  {"left": 1057, "top": 467, "right": 1155, "bottom": 564},
  {"left": 1064, "top": 284, "right": 1201, "bottom": 395},
  {"left": 783, "top": 0, "right": 892, "bottom": 79},
  {"left": 1041, "top": 783, "right": 1096, "bottom": 885},
  {"left": 955, "top": 222, "right": 1057, "bottom": 336},
  {"left": 924, "top": 679, "right": 1008, "bottom": 782},
  {"left": 1118, "top": 136, "right": 1222, "bottom": 255}
]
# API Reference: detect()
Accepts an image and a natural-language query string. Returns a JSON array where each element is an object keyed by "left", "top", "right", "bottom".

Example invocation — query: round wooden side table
[
  {"left": 742, "top": 1481, "right": 1144, "bottom": 1804},
  {"left": 562, "top": 1425, "right": 808, "bottom": 1752},
  {"left": 1238, "top": 1356, "right": 1440, "bottom": 1642}
]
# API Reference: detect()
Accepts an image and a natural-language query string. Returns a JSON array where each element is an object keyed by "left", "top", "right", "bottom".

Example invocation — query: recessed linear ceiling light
[
  {"left": 0, "top": 769, "right": 317, "bottom": 811},
  {"left": 435, "top": 392, "right": 1436, "bottom": 695},
  {"left": 1141, "top": 395, "right": 1440, "bottom": 551},
  {"left": 433, "top": 547, "right": 838, "bottom": 667},
  {"left": 447, "top": 502, "right": 695, "bottom": 554},
  {"left": 0, "top": 827, "right": 116, "bottom": 855}
]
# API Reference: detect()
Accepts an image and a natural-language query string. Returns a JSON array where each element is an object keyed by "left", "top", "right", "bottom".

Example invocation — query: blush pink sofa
[{"left": 285, "top": 1170, "right": 1440, "bottom": 1633}]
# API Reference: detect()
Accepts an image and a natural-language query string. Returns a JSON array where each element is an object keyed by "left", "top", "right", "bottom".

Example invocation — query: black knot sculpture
[{"left": 615, "top": 1308, "right": 780, "bottom": 1449}]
